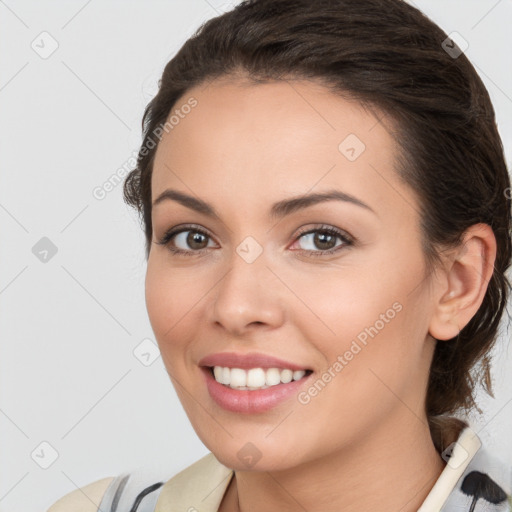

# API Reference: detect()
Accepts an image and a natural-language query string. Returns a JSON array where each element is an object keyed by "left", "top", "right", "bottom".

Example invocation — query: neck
[{"left": 222, "top": 412, "right": 446, "bottom": 512}]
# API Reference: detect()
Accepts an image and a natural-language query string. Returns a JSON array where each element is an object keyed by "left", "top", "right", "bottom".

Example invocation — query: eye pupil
[
  {"left": 188, "top": 231, "right": 207, "bottom": 249},
  {"left": 315, "top": 232, "right": 335, "bottom": 250}
]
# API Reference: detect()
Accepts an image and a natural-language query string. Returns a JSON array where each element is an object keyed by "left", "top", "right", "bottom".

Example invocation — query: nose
[{"left": 210, "top": 247, "right": 286, "bottom": 336}]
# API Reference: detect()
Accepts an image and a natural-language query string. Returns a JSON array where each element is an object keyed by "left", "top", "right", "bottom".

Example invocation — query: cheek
[
  {"left": 289, "top": 249, "right": 423, "bottom": 379},
  {"left": 144, "top": 258, "right": 200, "bottom": 347},
  {"left": 305, "top": 278, "right": 429, "bottom": 427},
  {"left": 286, "top": 263, "right": 399, "bottom": 344},
  {"left": 145, "top": 256, "right": 219, "bottom": 376},
  {"left": 301, "top": 309, "right": 417, "bottom": 440}
]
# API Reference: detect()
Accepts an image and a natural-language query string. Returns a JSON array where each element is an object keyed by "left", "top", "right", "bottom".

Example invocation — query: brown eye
[
  {"left": 311, "top": 232, "right": 337, "bottom": 250},
  {"left": 183, "top": 231, "right": 209, "bottom": 250},
  {"left": 291, "top": 225, "right": 354, "bottom": 257},
  {"left": 156, "top": 225, "right": 216, "bottom": 256}
]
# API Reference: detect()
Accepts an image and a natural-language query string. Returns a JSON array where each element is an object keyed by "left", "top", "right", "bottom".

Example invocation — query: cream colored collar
[
  {"left": 418, "top": 426, "right": 482, "bottom": 511},
  {"left": 155, "top": 452, "right": 233, "bottom": 511}
]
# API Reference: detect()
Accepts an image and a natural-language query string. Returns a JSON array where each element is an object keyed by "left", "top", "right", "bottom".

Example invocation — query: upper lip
[{"left": 198, "top": 352, "right": 312, "bottom": 371}]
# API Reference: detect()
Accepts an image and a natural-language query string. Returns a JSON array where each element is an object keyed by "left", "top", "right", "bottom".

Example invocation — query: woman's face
[{"left": 146, "top": 77, "right": 440, "bottom": 470}]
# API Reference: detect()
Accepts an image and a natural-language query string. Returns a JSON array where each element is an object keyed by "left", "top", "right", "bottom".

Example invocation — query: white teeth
[
  {"left": 247, "top": 368, "right": 266, "bottom": 388},
  {"left": 281, "top": 369, "right": 293, "bottom": 383},
  {"left": 292, "top": 370, "right": 305, "bottom": 381},
  {"left": 265, "top": 368, "right": 281, "bottom": 386},
  {"left": 211, "top": 366, "right": 309, "bottom": 389},
  {"left": 230, "top": 368, "right": 247, "bottom": 388},
  {"left": 213, "top": 365, "right": 223, "bottom": 383}
]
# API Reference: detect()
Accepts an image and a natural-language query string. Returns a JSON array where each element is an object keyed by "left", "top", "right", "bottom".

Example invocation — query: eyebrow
[{"left": 152, "top": 188, "right": 377, "bottom": 219}]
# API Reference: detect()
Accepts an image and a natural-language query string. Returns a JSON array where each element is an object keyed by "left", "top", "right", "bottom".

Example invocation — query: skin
[{"left": 145, "top": 76, "right": 497, "bottom": 512}]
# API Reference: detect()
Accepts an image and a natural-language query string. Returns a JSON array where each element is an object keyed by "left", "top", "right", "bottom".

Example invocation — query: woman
[{"left": 48, "top": 0, "right": 512, "bottom": 510}]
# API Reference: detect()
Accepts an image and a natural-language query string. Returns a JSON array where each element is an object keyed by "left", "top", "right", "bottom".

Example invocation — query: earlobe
[{"left": 428, "top": 223, "right": 497, "bottom": 342}]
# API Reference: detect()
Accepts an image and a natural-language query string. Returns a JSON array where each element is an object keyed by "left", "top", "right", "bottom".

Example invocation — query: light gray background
[{"left": 0, "top": 1, "right": 511, "bottom": 511}]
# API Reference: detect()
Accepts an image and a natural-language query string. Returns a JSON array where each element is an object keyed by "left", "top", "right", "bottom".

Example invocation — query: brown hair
[{"left": 123, "top": 0, "right": 512, "bottom": 452}]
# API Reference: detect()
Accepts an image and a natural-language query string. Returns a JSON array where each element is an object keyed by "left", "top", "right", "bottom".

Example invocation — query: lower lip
[{"left": 201, "top": 367, "right": 312, "bottom": 413}]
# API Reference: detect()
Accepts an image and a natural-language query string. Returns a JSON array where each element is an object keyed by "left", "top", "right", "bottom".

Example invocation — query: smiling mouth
[{"left": 205, "top": 365, "right": 314, "bottom": 390}]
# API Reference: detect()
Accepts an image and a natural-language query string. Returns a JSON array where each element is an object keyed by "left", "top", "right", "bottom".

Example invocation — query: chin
[
  {"left": 206, "top": 438, "right": 304, "bottom": 473},
  {"left": 213, "top": 451, "right": 291, "bottom": 472}
]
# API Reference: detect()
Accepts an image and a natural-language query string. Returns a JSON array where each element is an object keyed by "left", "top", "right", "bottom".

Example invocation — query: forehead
[{"left": 151, "top": 77, "right": 412, "bottom": 219}]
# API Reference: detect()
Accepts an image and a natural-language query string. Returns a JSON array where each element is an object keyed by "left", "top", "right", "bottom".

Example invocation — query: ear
[{"left": 428, "top": 223, "right": 497, "bottom": 341}]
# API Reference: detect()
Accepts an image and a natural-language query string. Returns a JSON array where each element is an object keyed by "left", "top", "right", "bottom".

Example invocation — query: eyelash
[{"left": 155, "top": 223, "right": 354, "bottom": 258}]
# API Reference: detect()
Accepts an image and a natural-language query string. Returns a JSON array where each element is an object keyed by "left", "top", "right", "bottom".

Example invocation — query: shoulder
[
  {"left": 45, "top": 453, "right": 233, "bottom": 512},
  {"left": 46, "top": 476, "right": 115, "bottom": 512}
]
